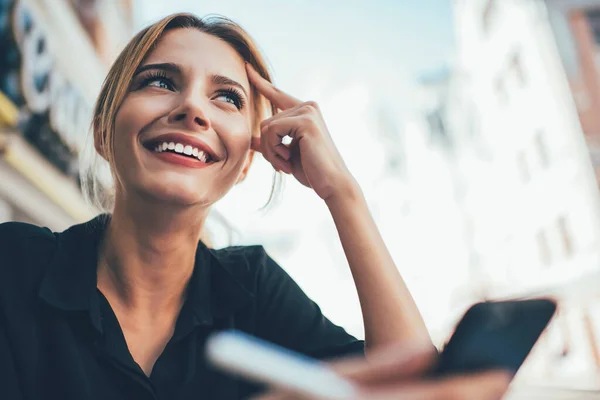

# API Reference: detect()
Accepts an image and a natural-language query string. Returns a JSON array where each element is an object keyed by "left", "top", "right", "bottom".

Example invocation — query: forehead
[{"left": 144, "top": 28, "right": 248, "bottom": 87}]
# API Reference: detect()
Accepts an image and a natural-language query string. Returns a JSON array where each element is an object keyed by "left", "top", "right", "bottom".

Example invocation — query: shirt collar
[{"left": 38, "top": 215, "right": 253, "bottom": 327}]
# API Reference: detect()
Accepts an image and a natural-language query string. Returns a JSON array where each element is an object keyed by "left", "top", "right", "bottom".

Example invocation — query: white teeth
[{"left": 152, "top": 141, "right": 212, "bottom": 162}]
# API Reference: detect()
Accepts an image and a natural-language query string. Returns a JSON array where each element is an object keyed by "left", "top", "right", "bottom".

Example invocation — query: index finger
[{"left": 246, "top": 63, "right": 301, "bottom": 110}]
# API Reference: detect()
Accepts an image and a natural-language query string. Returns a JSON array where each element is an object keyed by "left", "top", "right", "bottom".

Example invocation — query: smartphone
[
  {"left": 206, "top": 298, "right": 556, "bottom": 397},
  {"left": 205, "top": 330, "right": 359, "bottom": 399},
  {"left": 432, "top": 298, "right": 557, "bottom": 377}
]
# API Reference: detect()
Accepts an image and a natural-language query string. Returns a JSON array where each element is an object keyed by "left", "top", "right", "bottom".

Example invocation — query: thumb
[{"left": 251, "top": 136, "right": 262, "bottom": 153}]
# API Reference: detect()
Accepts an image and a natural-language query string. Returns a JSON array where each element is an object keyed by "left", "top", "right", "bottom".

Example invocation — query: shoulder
[
  {"left": 210, "top": 245, "right": 286, "bottom": 287},
  {"left": 0, "top": 221, "right": 57, "bottom": 288},
  {"left": 0, "top": 221, "right": 56, "bottom": 253},
  {"left": 211, "top": 242, "right": 269, "bottom": 270},
  {"left": 210, "top": 245, "right": 272, "bottom": 275},
  {"left": 209, "top": 244, "right": 292, "bottom": 290}
]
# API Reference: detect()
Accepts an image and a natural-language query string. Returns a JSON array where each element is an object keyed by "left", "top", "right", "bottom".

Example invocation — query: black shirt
[{"left": 0, "top": 215, "right": 364, "bottom": 399}]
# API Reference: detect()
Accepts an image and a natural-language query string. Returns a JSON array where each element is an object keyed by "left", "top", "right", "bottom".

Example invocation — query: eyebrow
[
  {"left": 134, "top": 63, "right": 248, "bottom": 98},
  {"left": 134, "top": 62, "right": 181, "bottom": 76},
  {"left": 211, "top": 74, "right": 248, "bottom": 98}
]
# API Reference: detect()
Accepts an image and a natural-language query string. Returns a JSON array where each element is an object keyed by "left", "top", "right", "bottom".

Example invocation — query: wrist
[{"left": 324, "top": 177, "right": 364, "bottom": 210}]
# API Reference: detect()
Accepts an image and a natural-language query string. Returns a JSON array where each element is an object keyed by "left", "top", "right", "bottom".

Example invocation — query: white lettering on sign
[{"left": 11, "top": 0, "right": 92, "bottom": 153}]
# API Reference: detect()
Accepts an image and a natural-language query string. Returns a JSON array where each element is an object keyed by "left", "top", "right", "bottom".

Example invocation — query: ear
[{"left": 236, "top": 149, "right": 255, "bottom": 184}]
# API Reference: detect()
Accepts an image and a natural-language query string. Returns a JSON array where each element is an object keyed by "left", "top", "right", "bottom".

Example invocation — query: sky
[{"left": 133, "top": 0, "right": 455, "bottom": 337}]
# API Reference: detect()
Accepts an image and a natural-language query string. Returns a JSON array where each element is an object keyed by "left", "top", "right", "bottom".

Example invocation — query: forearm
[{"left": 325, "top": 182, "right": 432, "bottom": 352}]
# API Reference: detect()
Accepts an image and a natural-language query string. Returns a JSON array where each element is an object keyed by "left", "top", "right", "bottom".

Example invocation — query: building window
[
  {"left": 510, "top": 51, "right": 526, "bottom": 86},
  {"left": 426, "top": 109, "right": 451, "bottom": 146},
  {"left": 482, "top": 0, "right": 497, "bottom": 33},
  {"left": 556, "top": 309, "right": 571, "bottom": 358},
  {"left": 517, "top": 151, "right": 530, "bottom": 182},
  {"left": 557, "top": 216, "right": 574, "bottom": 257},
  {"left": 536, "top": 229, "right": 551, "bottom": 266},
  {"left": 534, "top": 131, "right": 550, "bottom": 168}
]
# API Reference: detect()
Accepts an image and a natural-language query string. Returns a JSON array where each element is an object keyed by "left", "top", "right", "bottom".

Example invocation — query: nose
[{"left": 168, "top": 92, "right": 211, "bottom": 131}]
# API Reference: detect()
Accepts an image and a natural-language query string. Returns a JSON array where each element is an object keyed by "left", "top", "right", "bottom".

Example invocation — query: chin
[{"left": 133, "top": 180, "right": 215, "bottom": 208}]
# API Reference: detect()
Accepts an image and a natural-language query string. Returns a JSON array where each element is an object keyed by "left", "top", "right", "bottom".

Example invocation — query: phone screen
[{"left": 432, "top": 299, "right": 557, "bottom": 377}]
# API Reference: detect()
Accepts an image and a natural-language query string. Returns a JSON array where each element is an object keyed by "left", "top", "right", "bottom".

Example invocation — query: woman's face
[{"left": 113, "top": 28, "right": 254, "bottom": 208}]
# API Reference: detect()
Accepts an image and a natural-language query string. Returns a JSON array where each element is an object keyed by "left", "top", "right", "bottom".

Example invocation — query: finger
[
  {"left": 365, "top": 370, "right": 512, "bottom": 400},
  {"left": 259, "top": 129, "right": 284, "bottom": 172},
  {"left": 260, "top": 103, "right": 307, "bottom": 128},
  {"left": 260, "top": 101, "right": 319, "bottom": 132},
  {"left": 330, "top": 342, "right": 436, "bottom": 385},
  {"left": 271, "top": 155, "right": 292, "bottom": 174},
  {"left": 259, "top": 126, "right": 276, "bottom": 168},
  {"left": 261, "top": 115, "right": 304, "bottom": 142},
  {"left": 260, "top": 118, "right": 298, "bottom": 172},
  {"left": 246, "top": 63, "right": 301, "bottom": 110},
  {"left": 274, "top": 144, "right": 291, "bottom": 161}
]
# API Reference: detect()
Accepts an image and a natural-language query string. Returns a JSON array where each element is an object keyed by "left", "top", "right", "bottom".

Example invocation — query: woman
[{"left": 0, "top": 13, "right": 431, "bottom": 399}]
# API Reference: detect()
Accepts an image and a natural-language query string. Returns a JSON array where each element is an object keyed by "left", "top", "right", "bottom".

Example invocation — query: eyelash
[
  {"left": 138, "top": 71, "right": 174, "bottom": 91},
  {"left": 216, "top": 88, "right": 246, "bottom": 110},
  {"left": 136, "top": 71, "right": 246, "bottom": 111}
]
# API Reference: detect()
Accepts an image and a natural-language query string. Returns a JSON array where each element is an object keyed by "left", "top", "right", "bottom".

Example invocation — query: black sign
[{"left": 0, "top": 0, "right": 93, "bottom": 178}]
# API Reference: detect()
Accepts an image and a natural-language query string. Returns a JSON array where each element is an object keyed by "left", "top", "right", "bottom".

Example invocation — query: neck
[{"left": 97, "top": 194, "right": 209, "bottom": 319}]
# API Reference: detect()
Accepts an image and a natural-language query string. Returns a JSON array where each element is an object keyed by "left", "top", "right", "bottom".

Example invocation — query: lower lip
[{"left": 149, "top": 149, "right": 213, "bottom": 169}]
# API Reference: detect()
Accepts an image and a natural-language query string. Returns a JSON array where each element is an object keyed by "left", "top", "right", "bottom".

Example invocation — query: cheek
[
  {"left": 213, "top": 116, "right": 253, "bottom": 168},
  {"left": 115, "top": 95, "right": 171, "bottom": 141},
  {"left": 112, "top": 98, "right": 155, "bottom": 174},
  {"left": 115, "top": 98, "right": 146, "bottom": 139},
  {"left": 114, "top": 101, "right": 141, "bottom": 152}
]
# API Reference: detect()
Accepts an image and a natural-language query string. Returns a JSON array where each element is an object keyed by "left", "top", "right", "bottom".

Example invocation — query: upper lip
[{"left": 144, "top": 133, "right": 222, "bottom": 161}]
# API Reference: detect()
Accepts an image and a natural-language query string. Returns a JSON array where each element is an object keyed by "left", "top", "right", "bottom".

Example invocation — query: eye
[
  {"left": 215, "top": 88, "right": 245, "bottom": 110},
  {"left": 147, "top": 78, "right": 173, "bottom": 90},
  {"left": 137, "top": 71, "right": 175, "bottom": 91}
]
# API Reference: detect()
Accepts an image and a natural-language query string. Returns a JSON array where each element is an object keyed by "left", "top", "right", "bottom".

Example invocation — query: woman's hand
[
  {"left": 246, "top": 63, "right": 357, "bottom": 202},
  {"left": 250, "top": 343, "right": 512, "bottom": 400}
]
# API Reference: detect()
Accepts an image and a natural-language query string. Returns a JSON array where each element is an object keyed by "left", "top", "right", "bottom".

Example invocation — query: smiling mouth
[{"left": 146, "top": 140, "right": 215, "bottom": 163}]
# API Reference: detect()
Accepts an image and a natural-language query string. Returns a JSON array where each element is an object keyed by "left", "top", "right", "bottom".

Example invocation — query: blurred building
[
  {"left": 0, "top": 0, "right": 133, "bottom": 229},
  {"left": 405, "top": 0, "right": 600, "bottom": 389},
  {"left": 550, "top": 0, "right": 600, "bottom": 186}
]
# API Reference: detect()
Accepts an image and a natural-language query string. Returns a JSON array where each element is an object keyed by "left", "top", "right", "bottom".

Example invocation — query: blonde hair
[{"left": 80, "top": 13, "right": 280, "bottom": 213}]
